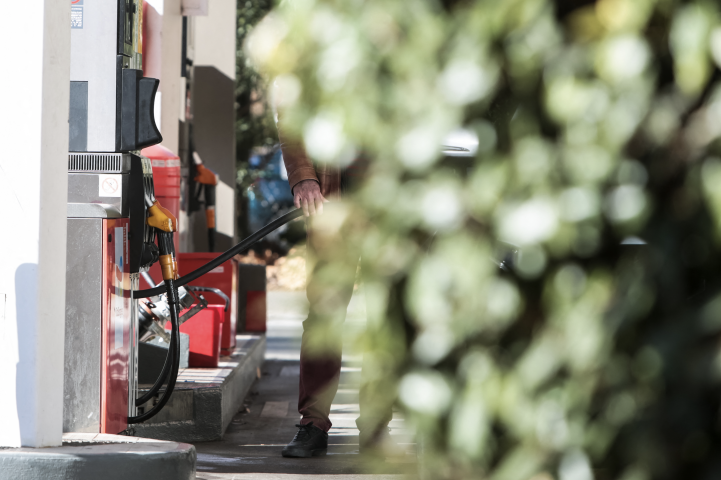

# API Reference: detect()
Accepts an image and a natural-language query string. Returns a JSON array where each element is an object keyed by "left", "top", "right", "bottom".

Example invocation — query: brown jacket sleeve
[{"left": 277, "top": 117, "right": 318, "bottom": 194}]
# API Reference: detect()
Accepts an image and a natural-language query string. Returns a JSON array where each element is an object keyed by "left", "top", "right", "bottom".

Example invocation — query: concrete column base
[{"left": 0, "top": 433, "right": 196, "bottom": 480}]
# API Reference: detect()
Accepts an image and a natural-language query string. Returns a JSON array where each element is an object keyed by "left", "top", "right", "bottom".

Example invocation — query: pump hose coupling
[
  {"left": 157, "top": 233, "right": 178, "bottom": 281},
  {"left": 128, "top": 228, "right": 180, "bottom": 424}
]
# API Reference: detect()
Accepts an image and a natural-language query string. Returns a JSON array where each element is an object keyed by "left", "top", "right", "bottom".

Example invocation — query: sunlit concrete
[{"left": 0, "top": 433, "right": 196, "bottom": 480}]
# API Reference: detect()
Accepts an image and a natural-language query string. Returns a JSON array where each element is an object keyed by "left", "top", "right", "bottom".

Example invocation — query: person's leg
[
  {"left": 356, "top": 363, "right": 395, "bottom": 442},
  {"left": 296, "top": 216, "right": 359, "bottom": 433},
  {"left": 355, "top": 329, "right": 395, "bottom": 439},
  {"left": 356, "top": 273, "right": 411, "bottom": 453}
]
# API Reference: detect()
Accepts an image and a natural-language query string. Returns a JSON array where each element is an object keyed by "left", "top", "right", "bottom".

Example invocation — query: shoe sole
[{"left": 281, "top": 448, "right": 327, "bottom": 458}]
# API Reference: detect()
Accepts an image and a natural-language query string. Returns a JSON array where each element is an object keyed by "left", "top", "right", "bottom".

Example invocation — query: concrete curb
[
  {"left": 133, "top": 334, "right": 266, "bottom": 442},
  {"left": 0, "top": 433, "right": 196, "bottom": 480}
]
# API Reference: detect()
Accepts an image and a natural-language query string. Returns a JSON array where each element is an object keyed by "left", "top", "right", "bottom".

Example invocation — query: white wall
[
  {"left": 162, "top": 0, "right": 184, "bottom": 155},
  {"left": 192, "top": 0, "right": 238, "bottom": 247},
  {"left": 194, "top": 0, "right": 236, "bottom": 80},
  {"left": 144, "top": 0, "right": 183, "bottom": 155},
  {"left": 215, "top": 180, "right": 235, "bottom": 238},
  {"left": 0, "top": 0, "right": 70, "bottom": 447}
]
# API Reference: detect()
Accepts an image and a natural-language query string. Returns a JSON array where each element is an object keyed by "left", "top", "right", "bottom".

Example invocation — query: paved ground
[{"left": 194, "top": 290, "right": 418, "bottom": 480}]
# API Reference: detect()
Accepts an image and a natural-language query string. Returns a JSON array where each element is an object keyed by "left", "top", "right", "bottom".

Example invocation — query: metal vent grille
[{"left": 68, "top": 153, "right": 130, "bottom": 173}]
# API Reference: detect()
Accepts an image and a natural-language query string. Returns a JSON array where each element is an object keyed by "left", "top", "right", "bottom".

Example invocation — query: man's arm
[
  {"left": 278, "top": 136, "right": 318, "bottom": 192},
  {"left": 277, "top": 119, "right": 327, "bottom": 217}
]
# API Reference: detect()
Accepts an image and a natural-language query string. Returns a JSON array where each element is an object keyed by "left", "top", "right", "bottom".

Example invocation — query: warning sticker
[
  {"left": 71, "top": 4, "right": 83, "bottom": 29},
  {"left": 99, "top": 174, "right": 122, "bottom": 198}
]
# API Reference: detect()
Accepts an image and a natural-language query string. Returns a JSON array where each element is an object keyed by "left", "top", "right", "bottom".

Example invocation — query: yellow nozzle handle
[{"left": 147, "top": 200, "right": 177, "bottom": 233}]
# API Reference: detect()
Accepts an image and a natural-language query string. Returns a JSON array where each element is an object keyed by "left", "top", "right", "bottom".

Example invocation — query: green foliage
[{"left": 247, "top": 0, "right": 721, "bottom": 478}]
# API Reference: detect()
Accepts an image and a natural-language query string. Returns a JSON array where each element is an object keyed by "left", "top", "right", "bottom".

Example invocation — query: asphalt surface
[{"left": 194, "top": 290, "right": 418, "bottom": 480}]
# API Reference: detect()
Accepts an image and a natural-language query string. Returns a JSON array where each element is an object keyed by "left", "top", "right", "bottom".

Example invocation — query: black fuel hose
[
  {"left": 134, "top": 208, "right": 303, "bottom": 298},
  {"left": 134, "top": 311, "right": 175, "bottom": 407},
  {"left": 129, "top": 232, "right": 181, "bottom": 422},
  {"left": 134, "top": 232, "right": 179, "bottom": 407},
  {"left": 128, "top": 277, "right": 181, "bottom": 423},
  {"left": 133, "top": 285, "right": 211, "bottom": 407}
]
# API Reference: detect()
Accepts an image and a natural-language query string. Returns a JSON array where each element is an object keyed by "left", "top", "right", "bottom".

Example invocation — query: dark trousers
[{"left": 297, "top": 217, "right": 393, "bottom": 433}]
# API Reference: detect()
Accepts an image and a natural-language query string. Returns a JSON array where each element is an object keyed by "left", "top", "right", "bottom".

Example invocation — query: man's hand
[{"left": 293, "top": 179, "right": 328, "bottom": 217}]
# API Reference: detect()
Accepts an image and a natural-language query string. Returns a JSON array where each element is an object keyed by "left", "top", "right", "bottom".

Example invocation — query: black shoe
[{"left": 282, "top": 422, "right": 328, "bottom": 458}]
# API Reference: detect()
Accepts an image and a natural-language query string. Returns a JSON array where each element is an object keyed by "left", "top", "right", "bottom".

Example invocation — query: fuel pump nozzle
[{"left": 144, "top": 191, "right": 179, "bottom": 283}]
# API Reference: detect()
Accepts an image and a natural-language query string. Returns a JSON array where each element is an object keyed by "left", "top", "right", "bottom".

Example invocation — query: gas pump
[
  {"left": 62, "top": 0, "right": 306, "bottom": 436},
  {"left": 63, "top": 0, "right": 173, "bottom": 434}
]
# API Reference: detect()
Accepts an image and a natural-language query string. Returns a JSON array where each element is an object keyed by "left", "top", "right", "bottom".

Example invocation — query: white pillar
[
  {"left": 143, "top": 0, "right": 183, "bottom": 154},
  {"left": 159, "top": 0, "right": 183, "bottom": 155},
  {"left": 0, "top": 0, "right": 70, "bottom": 447},
  {"left": 194, "top": 0, "right": 237, "bottom": 81}
]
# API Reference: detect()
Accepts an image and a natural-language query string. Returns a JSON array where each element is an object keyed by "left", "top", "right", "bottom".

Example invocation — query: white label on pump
[
  {"left": 99, "top": 174, "right": 122, "bottom": 197},
  {"left": 114, "top": 227, "right": 125, "bottom": 350},
  {"left": 210, "top": 266, "right": 225, "bottom": 274}
]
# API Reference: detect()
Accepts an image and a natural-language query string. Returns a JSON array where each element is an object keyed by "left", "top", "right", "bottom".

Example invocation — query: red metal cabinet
[
  {"left": 177, "top": 253, "right": 238, "bottom": 355},
  {"left": 167, "top": 305, "right": 224, "bottom": 368}
]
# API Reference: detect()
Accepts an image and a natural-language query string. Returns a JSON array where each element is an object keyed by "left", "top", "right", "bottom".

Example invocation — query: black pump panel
[
  {"left": 120, "top": 69, "right": 162, "bottom": 151},
  {"left": 137, "top": 78, "right": 162, "bottom": 148}
]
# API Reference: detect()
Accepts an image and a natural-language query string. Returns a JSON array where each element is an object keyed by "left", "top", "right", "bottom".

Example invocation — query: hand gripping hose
[
  {"left": 128, "top": 232, "right": 181, "bottom": 423},
  {"left": 129, "top": 208, "right": 303, "bottom": 423}
]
